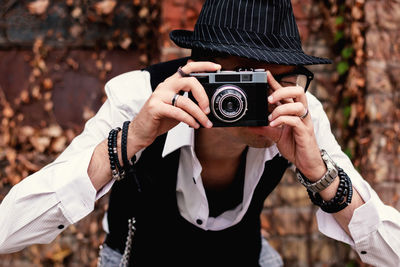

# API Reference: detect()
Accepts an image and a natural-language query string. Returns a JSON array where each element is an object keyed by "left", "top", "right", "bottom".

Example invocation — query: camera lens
[
  {"left": 211, "top": 85, "right": 247, "bottom": 123},
  {"left": 221, "top": 96, "right": 240, "bottom": 116}
]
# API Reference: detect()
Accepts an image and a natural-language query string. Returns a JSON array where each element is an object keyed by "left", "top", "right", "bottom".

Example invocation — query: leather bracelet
[
  {"left": 121, "top": 121, "right": 141, "bottom": 192},
  {"left": 121, "top": 121, "right": 133, "bottom": 168}
]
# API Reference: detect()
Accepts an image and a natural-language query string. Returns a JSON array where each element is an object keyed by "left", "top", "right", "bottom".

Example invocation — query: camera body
[{"left": 189, "top": 69, "right": 269, "bottom": 127}]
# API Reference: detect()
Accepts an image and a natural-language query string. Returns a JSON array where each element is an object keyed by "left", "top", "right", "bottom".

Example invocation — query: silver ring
[
  {"left": 171, "top": 93, "right": 180, "bottom": 107},
  {"left": 177, "top": 66, "right": 189, "bottom": 77},
  {"left": 300, "top": 108, "right": 309, "bottom": 119}
]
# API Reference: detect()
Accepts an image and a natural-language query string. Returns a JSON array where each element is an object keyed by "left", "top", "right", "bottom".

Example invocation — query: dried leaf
[
  {"left": 119, "top": 37, "right": 132, "bottom": 50},
  {"left": 27, "top": 0, "right": 49, "bottom": 15},
  {"left": 51, "top": 136, "right": 67, "bottom": 153},
  {"left": 32, "top": 85, "right": 42, "bottom": 99},
  {"left": 3, "top": 105, "right": 14, "bottom": 118},
  {"left": 17, "top": 154, "right": 41, "bottom": 172},
  {"left": 71, "top": 7, "right": 82, "bottom": 18},
  {"left": 20, "top": 125, "right": 36, "bottom": 137},
  {"left": 94, "top": 0, "right": 117, "bottom": 15},
  {"left": 351, "top": 6, "right": 363, "bottom": 20},
  {"left": 83, "top": 107, "right": 95, "bottom": 121},
  {"left": 43, "top": 78, "right": 53, "bottom": 90},
  {"left": 47, "top": 248, "right": 72, "bottom": 263},
  {"left": 89, "top": 221, "right": 98, "bottom": 234},
  {"left": 139, "top": 7, "right": 149, "bottom": 18},
  {"left": 96, "top": 60, "right": 103, "bottom": 70},
  {"left": 30, "top": 136, "right": 51, "bottom": 153},
  {"left": 66, "top": 57, "right": 79, "bottom": 70},
  {"left": 44, "top": 101, "right": 53, "bottom": 112},
  {"left": 5, "top": 148, "right": 17, "bottom": 165},
  {"left": 44, "top": 92, "right": 52, "bottom": 100},
  {"left": 42, "top": 124, "right": 62, "bottom": 138},
  {"left": 69, "top": 24, "right": 83, "bottom": 38},
  {"left": 104, "top": 61, "right": 112, "bottom": 72},
  {"left": 20, "top": 90, "right": 30, "bottom": 103},
  {"left": 32, "top": 68, "right": 41, "bottom": 77},
  {"left": 38, "top": 59, "right": 47, "bottom": 71}
]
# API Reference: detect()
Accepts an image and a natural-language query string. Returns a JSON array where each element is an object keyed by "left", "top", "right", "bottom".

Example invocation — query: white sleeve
[
  {"left": 0, "top": 70, "right": 152, "bottom": 254},
  {"left": 307, "top": 92, "right": 400, "bottom": 266}
]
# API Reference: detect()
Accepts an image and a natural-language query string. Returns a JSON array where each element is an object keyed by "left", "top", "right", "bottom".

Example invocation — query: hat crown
[
  {"left": 169, "top": 0, "right": 332, "bottom": 65},
  {"left": 196, "top": 0, "right": 300, "bottom": 38}
]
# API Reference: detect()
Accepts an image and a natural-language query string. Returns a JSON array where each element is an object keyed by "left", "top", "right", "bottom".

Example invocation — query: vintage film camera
[{"left": 189, "top": 69, "right": 269, "bottom": 127}]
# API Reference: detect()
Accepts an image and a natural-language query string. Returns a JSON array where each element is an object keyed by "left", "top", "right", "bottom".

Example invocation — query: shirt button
[
  {"left": 196, "top": 219, "right": 203, "bottom": 225},
  {"left": 360, "top": 251, "right": 367, "bottom": 255},
  {"left": 57, "top": 225, "right": 64, "bottom": 229}
]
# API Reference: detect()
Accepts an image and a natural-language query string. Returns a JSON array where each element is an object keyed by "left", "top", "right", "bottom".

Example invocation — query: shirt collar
[
  {"left": 162, "top": 123, "right": 280, "bottom": 162},
  {"left": 162, "top": 122, "right": 194, "bottom": 158}
]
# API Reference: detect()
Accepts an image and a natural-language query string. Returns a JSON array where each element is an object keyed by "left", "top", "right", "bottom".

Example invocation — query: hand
[
  {"left": 128, "top": 61, "right": 221, "bottom": 151},
  {"left": 266, "top": 71, "right": 326, "bottom": 180}
]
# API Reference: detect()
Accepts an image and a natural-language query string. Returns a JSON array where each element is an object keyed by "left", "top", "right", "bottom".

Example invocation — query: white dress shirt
[{"left": 0, "top": 70, "right": 399, "bottom": 266}]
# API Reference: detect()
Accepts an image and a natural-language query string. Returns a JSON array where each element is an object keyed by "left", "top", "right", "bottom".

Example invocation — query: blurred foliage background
[{"left": 0, "top": 0, "right": 399, "bottom": 266}]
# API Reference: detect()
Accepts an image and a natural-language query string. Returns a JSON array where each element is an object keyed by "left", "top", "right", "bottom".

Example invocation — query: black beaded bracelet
[
  {"left": 307, "top": 167, "right": 353, "bottom": 213},
  {"left": 107, "top": 129, "right": 118, "bottom": 180},
  {"left": 107, "top": 127, "right": 125, "bottom": 181}
]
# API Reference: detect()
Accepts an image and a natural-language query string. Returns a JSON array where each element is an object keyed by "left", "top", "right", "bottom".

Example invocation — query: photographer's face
[{"left": 211, "top": 56, "right": 296, "bottom": 148}]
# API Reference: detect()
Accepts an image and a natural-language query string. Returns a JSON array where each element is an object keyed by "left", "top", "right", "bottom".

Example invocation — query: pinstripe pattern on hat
[{"left": 170, "top": 0, "right": 332, "bottom": 65}]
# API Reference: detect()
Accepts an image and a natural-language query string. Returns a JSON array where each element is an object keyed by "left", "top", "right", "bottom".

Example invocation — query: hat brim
[{"left": 170, "top": 30, "right": 332, "bottom": 66}]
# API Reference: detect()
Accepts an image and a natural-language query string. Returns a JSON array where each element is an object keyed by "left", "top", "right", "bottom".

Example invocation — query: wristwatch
[{"left": 296, "top": 149, "right": 339, "bottom": 193}]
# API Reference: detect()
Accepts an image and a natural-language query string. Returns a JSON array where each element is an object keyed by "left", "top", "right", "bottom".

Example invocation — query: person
[{"left": 0, "top": 0, "right": 399, "bottom": 266}]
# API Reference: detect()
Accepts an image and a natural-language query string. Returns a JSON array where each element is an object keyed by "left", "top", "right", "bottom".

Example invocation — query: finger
[
  {"left": 172, "top": 94, "right": 212, "bottom": 128},
  {"left": 267, "top": 71, "right": 283, "bottom": 92},
  {"left": 167, "top": 77, "right": 210, "bottom": 114},
  {"left": 269, "top": 115, "right": 308, "bottom": 130},
  {"left": 180, "top": 61, "right": 221, "bottom": 75},
  {"left": 267, "top": 71, "right": 295, "bottom": 104},
  {"left": 161, "top": 102, "right": 201, "bottom": 129},
  {"left": 268, "top": 102, "right": 306, "bottom": 122},
  {"left": 268, "top": 85, "right": 306, "bottom": 105}
]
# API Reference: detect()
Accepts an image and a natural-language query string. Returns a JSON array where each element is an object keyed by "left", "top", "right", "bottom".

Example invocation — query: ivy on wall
[{"left": 320, "top": 0, "right": 366, "bottom": 167}]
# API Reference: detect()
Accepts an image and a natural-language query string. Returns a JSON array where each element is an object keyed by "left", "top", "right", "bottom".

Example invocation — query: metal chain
[
  {"left": 97, "top": 244, "right": 104, "bottom": 267},
  {"left": 119, "top": 217, "right": 136, "bottom": 267},
  {"left": 96, "top": 217, "right": 136, "bottom": 267}
]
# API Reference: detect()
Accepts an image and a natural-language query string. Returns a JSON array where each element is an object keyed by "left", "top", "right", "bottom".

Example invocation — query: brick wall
[{"left": 363, "top": 0, "right": 400, "bottom": 207}]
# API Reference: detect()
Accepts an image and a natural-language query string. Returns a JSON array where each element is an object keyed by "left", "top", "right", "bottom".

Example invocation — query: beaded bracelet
[
  {"left": 107, "top": 129, "right": 119, "bottom": 180},
  {"left": 107, "top": 127, "right": 125, "bottom": 181},
  {"left": 307, "top": 167, "right": 353, "bottom": 213}
]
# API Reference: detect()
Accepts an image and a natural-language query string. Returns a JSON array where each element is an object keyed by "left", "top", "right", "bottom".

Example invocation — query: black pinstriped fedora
[{"left": 170, "top": 0, "right": 332, "bottom": 65}]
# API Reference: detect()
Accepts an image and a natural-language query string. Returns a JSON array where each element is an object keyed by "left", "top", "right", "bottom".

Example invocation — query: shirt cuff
[
  {"left": 52, "top": 146, "right": 98, "bottom": 223},
  {"left": 316, "top": 177, "right": 378, "bottom": 246},
  {"left": 94, "top": 148, "right": 144, "bottom": 201}
]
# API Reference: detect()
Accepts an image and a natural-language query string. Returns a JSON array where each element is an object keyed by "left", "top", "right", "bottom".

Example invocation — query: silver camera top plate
[{"left": 190, "top": 70, "right": 267, "bottom": 84}]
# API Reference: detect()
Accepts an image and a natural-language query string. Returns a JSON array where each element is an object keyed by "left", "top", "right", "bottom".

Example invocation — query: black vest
[{"left": 105, "top": 58, "right": 290, "bottom": 267}]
